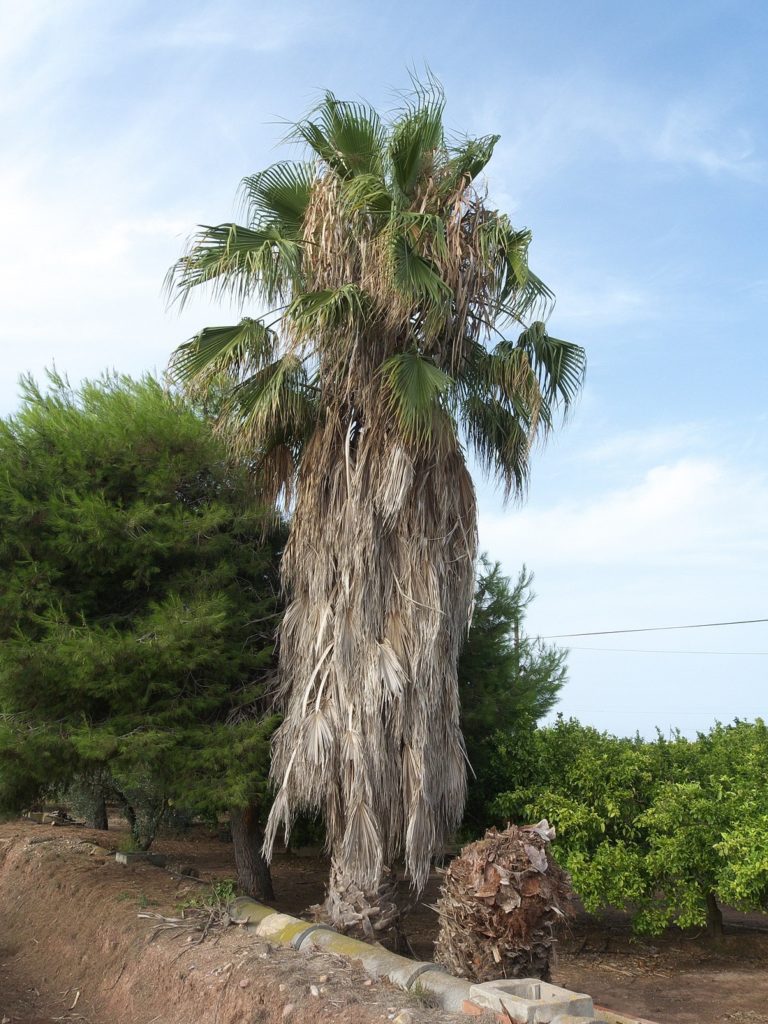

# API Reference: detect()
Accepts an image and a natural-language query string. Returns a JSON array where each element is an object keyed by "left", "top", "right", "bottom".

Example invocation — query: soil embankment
[
  {"left": 3, "top": 820, "right": 768, "bottom": 1023},
  {"left": 0, "top": 823, "right": 467, "bottom": 1024}
]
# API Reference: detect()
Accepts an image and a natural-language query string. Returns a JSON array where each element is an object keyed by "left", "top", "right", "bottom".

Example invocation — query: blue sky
[{"left": 1, "top": 0, "right": 766, "bottom": 735}]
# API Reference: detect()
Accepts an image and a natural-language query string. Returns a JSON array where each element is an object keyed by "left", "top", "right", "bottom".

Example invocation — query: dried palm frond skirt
[{"left": 433, "top": 822, "right": 575, "bottom": 982}]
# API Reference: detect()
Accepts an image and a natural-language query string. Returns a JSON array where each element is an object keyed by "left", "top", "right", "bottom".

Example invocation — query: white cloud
[
  {"left": 479, "top": 453, "right": 768, "bottom": 736},
  {"left": 550, "top": 278, "right": 653, "bottom": 329},
  {"left": 481, "top": 76, "right": 764, "bottom": 206},
  {"left": 653, "top": 99, "right": 762, "bottom": 180},
  {"left": 0, "top": 153, "right": 239, "bottom": 413},
  {"left": 581, "top": 424, "right": 704, "bottom": 464},
  {"left": 480, "top": 457, "right": 768, "bottom": 572},
  {"left": 147, "top": 1, "right": 330, "bottom": 53}
]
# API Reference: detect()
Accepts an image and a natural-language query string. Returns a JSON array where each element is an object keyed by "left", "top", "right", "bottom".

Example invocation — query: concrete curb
[
  {"left": 230, "top": 896, "right": 472, "bottom": 1011},
  {"left": 229, "top": 897, "right": 658, "bottom": 1022}
]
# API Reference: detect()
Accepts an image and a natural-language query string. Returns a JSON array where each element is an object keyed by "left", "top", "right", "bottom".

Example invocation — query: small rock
[
  {"left": 309, "top": 984, "right": 320, "bottom": 997},
  {"left": 363, "top": 978, "right": 373, "bottom": 986},
  {"left": 279, "top": 983, "right": 287, "bottom": 992},
  {"left": 392, "top": 1012, "right": 414, "bottom": 1024},
  {"left": 282, "top": 1004, "right": 295, "bottom": 1019},
  {"left": 239, "top": 978, "right": 250, "bottom": 989}
]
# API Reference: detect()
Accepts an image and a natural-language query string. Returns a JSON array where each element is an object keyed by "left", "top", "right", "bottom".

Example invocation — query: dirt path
[
  {"left": 0, "top": 953, "right": 95, "bottom": 1024},
  {"left": 3, "top": 819, "right": 768, "bottom": 1023}
]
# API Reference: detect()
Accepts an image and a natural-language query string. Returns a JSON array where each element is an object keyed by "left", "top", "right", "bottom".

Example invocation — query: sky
[{"left": 1, "top": 0, "right": 766, "bottom": 736}]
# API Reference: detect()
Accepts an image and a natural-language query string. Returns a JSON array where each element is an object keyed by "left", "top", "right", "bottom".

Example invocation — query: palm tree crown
[{"left": 169, "top": 79, "right": 585, "bottom": 903}]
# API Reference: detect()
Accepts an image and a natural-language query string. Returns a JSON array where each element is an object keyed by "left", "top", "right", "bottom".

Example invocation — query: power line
[
  {"left": 541, "top": 617, "right": 768, "bottom": 640},
  {"left": 568, "top": 645, "right": 768, "bottom": 655},
  {"left": 562, "top": 708, "right": 764, "bottom": 716}
]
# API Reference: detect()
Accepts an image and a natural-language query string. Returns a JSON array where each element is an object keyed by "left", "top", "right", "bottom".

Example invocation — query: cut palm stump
[{"left": 434, "top": 821, "right": 574, "bottom": 982}]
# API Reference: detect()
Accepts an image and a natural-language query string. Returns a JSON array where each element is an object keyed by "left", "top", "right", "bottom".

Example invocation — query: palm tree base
[{"left": 310, "top": 859, "right": 403, "bottom": 945}]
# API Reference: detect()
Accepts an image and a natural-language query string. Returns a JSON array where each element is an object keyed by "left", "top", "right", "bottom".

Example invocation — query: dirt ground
[{"left": 2, "top": 818, "right": 768, "bottom": 1024}]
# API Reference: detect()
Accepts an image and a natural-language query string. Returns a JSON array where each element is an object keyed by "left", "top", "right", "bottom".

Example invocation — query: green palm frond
[
  {"left": 463, "top": 340, "right": 539, "bottom": 408},
  {"left": 388, "top": 232, "right": 451, "bottom": 310},
  {"left": 288, "top": 284, "right": 369, "bottom": 338},
  {"left": 170, "top": 318, "right": 278, "bottom": 386},
  {"left": 167, "top": 222, "right": 303, "bottom": 307},
  {"left": 396, "top": 211, "right": 449, "bottom": 262},
  {"left": 289, "top": 92, "right": 386, "bottom": 179},
  {"left": 220, "top": 355, "right": 318, "bottom": 460},
  {"left": 222, "top": 360, "right": 319, "bottom": 505},
  {"left": 379, "top": 350, "right": 453, "bottom": 447},
  {"left": 444, "top": 133, "right": 500, "bottom": 189},
  {"left": 239, "top": 161, "right": 315, "bottom": 233},
  {"left": 338, "top": 173, "right": 392, "bottom": 220},
  {"left": 461, "top": 394, "right": 531, "bottom": 499},
  {"left": 516, "top": 322, "right": 586, "bottom": 407},
  {"left": 515, "top": 270, "right": 556, "bottom": 322},
  {"left": 479, "top": 218, "right": 554, "bottom": 323},
  {"left": 388, "top": 82, "right": 445, "bottom": 197}
]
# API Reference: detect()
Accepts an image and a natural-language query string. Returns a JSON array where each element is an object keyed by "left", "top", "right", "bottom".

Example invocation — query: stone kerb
[{"left": 228, "top": 897, "right": 658, "bottom": 1023}]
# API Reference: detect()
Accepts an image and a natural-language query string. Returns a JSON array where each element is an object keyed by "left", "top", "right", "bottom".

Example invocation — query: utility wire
[
  {"left": 567, "top": 645, "right": 768, "bottom": 655},
  {"left": 541, "top": 617, "right": 768, "bottom": 640}
]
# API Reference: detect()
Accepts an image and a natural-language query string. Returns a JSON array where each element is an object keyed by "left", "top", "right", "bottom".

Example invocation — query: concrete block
[
  {"left": 551, "top": 1016, "right": 597, "bottom": 1024},
  {"left": 115, "top": 851, "right": 148, "bottom": 865},
  {"left": 594, "top": 1009, "right": 659, "bottom": 1024},
  {"left": 469, "top": 978, "right": 594, "bottom": 1023}
]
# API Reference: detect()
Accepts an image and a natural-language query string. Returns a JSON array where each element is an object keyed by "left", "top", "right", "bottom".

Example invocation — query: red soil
[{"left": 3, "top": 818, "right": 768, "bottom": 1024}]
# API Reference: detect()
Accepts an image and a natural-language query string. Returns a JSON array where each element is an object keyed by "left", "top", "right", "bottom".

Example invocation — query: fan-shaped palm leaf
[
  {"left": 240, "top": 161, "right": 316, "bottom": 233},
  {"left": 289, "top": 92, "right": 386, "bottom": 179}
]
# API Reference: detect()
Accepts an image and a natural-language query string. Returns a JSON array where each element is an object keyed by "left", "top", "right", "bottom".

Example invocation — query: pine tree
[
  {"left": 458, "top": 559, "right": 567, "bottom": 833},
  {"left": 0, "top": 373, "right": 282, "bottom": 897}
]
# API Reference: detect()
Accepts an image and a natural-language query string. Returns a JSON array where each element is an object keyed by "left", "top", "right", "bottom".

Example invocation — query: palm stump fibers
[{"left": 434, "top": 822, "right": 575, "bottom": 981}]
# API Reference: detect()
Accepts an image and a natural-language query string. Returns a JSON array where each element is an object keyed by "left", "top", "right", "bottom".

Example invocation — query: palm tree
[{"left": 168, "top": 78, "right": 585, "bottom": 938}]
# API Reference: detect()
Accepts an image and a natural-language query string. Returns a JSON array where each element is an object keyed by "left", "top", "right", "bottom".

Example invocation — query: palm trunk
[
  {"left": 230, "top": 805, "right": 274, "bottom": 901},
  {"left": 316, "top": 857, "right": 403, "bottom": 946},
  {"left": 265, "top": 435, "right": 476, "bottom": 910}
]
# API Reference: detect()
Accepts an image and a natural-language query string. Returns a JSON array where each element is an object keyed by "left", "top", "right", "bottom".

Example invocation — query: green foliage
[
  {"left": 168, "top": 78, "right": 586, "bottom": 506},
  {"left": 458, "top": 559, "right": 567, "bottom": 832},
  {"left": 177, "top": 878, "right": 238, "bottom": 912},
  {"left": 0, "top": 373, "right": 283, "bottom": 844},
  {"left": 116, "top": 836, "right": 142, "bottom": 854},
  {"left": 493, "top": 717, "right": 768, "bottom": 934}
]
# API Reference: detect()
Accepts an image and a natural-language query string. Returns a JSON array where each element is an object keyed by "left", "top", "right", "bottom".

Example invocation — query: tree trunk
[
  {"left": 122, "top": 801, "right": 137, "bottom": 834},
  {"left": 230, "top": 804, "right": 274, "bottom": 901},
  {"left": 706, "top": 891, "right": 724, "bottom": 936},
  {"left": 313, "top": 858, "right": 406, "bottom": 948},
  {"left": 87, "top": 794, "right": 108, "bottom": 831}
]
